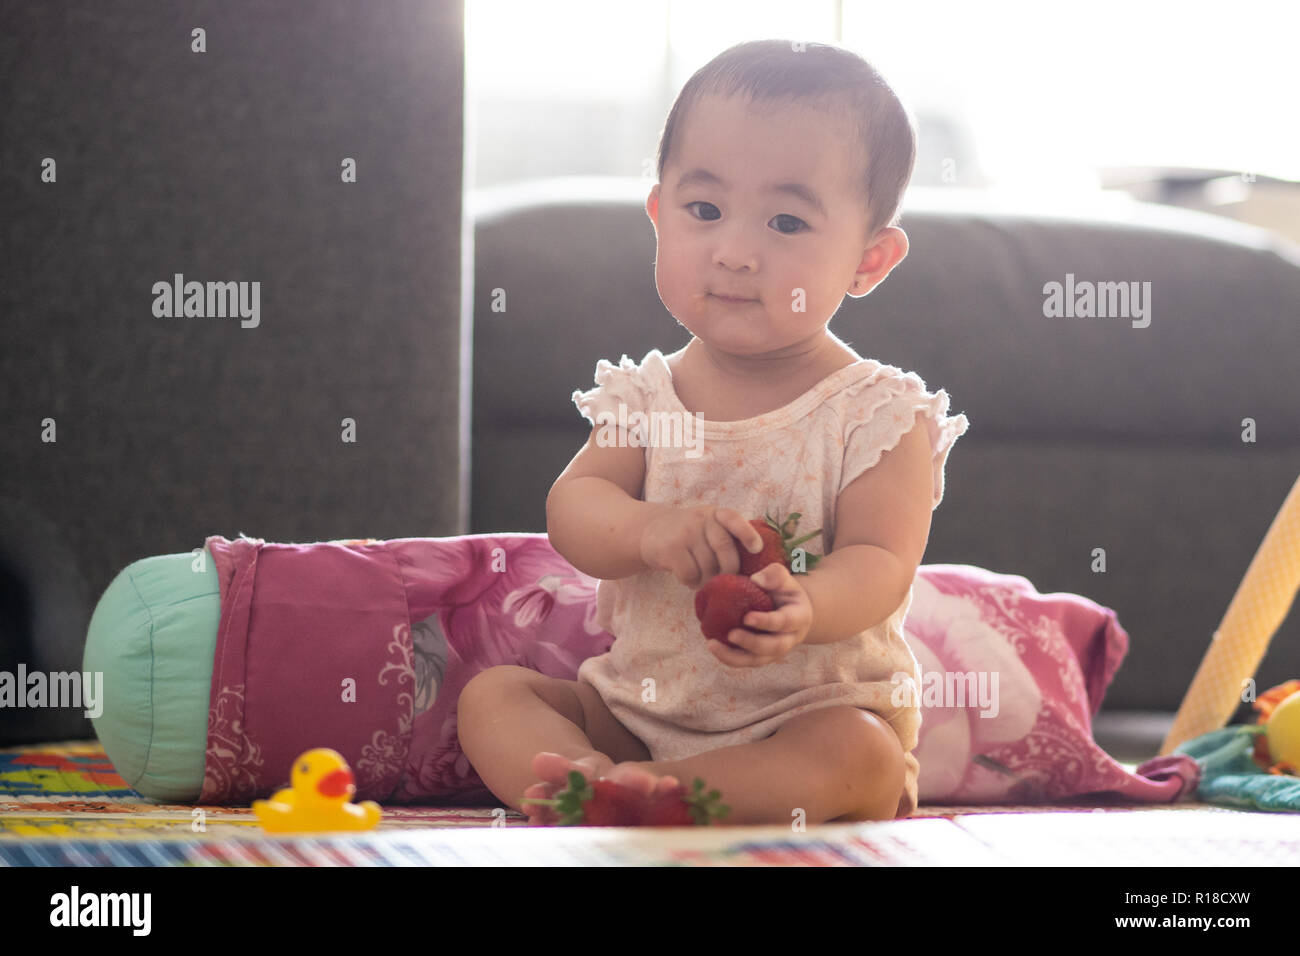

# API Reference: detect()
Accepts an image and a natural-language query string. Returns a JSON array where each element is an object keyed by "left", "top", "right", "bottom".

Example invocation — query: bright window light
[
  {"left": 468, "top": 0, "right": 1299, "bottom": 188},
  {"left": 844, "top": 0, "right": 1300, "bottom": 184},
  {"left": 467, "top": 0, "right": 668, "bottom": 99}
]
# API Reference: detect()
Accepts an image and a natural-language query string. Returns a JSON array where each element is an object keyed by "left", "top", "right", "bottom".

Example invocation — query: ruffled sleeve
[
  {"left": 571, "top": 353, "right": 655, "bottom": 447},
  {"left": 838, "top": 367, "right": 969, "bottom": 508}
]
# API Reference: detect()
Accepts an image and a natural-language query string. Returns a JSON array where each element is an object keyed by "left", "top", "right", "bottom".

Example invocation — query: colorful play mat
[{"left": 3, "top": 740, "right": 1298, "bottom": 866}]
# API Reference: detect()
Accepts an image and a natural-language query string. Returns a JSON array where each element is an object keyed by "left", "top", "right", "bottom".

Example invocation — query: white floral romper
[{"left": 570, "top": 348, "right": 968, "bottom": 817}]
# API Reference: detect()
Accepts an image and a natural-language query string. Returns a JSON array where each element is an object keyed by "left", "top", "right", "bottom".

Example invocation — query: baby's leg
[
  {"left": 457, "top": 665, "right": 651, "bottom": 813},
  {"left": 619, "top": 706, "right": 906, "bottom": 825}
]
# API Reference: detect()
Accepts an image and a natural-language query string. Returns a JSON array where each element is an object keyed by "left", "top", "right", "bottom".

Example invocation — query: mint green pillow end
[{"left": 83, "top": 548, "right": 220, "bottom": 802}]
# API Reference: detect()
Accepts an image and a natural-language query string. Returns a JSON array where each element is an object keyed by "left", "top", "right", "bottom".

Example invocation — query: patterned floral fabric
[
  {"left": 909, "top": 564, "right": 1196, "bottom": 803},
  {"left": 201, "top": 534, "right": 612, "bottom": 805},
  {"left": 196, "top": 533, "right": 1194, "bottom": 808}
]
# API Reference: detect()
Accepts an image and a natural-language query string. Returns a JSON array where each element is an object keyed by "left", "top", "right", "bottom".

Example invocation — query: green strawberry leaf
[
  {"left": 554, "top": 770, "right": 593, "bottom": 826},
  {"left": 684, "top": 776, "right": 731, "bottom": 826},
  {"left": 762, "top": 510, "right": 823, "bottom": 575}
]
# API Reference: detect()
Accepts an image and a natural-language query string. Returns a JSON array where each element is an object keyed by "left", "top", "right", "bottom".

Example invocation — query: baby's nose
[
  {"left": 713, "top": 246, "right": 757, "bottom": 272},
  {"left": 710, "top": 224, "right": 759, "bottom": 271}
]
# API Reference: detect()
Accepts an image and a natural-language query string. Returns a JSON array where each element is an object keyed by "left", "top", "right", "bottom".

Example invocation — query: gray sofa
[
  {"left": 0, "top": 1, "right": 466, "bottom": 745},
  {"left": 470, "top": 176, "right": 1300, "bottom": 762}
]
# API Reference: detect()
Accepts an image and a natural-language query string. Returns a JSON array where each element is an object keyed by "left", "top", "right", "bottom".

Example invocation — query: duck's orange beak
[{"left": 317, "top": 768, "right": 355, "bottom": 798}]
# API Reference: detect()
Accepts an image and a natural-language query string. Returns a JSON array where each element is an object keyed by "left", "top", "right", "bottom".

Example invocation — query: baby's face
[{"left": 648, "top": 93, "right": 882, "bottom": 358}]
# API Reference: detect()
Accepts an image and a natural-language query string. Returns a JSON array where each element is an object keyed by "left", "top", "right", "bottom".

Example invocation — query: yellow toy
[
  {"left": 1162, "top": 474, "right": 1300, "bottom": 754},
  {"left": 1253, "top": 680, "right": 1300, "bottom": 775},
  {"left": 252, "top": 748, "right": 382, "bottom": 833}
]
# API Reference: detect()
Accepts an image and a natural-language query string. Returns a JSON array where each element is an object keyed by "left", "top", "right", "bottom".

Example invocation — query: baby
[{"left": 458, "top": 39, "right": 968, "bottom": 825}]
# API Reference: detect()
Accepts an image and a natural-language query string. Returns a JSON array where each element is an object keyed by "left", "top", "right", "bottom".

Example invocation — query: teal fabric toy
[
  {"left": 1171, "top": 680, "right": 1300, "bottom": 812},
  {"left": 1175, "top": 725, "right": 1300, "bottom": 812}
]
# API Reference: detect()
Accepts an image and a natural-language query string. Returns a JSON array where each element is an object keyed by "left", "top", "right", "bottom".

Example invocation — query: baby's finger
[
  {"left": 672, "top": 547, "right": 706, "bottom": 588},
  {"left": 742, "top": 609, "right": 780, "bottom": 632},
  {"left": 732, "top": 628, "right": 788, "bottom": 659},
  {"left": 687, "top": 538, "right": 721, "bottom": 585},
  {"left": 750, "top": 562, "right": 791, "bottom": 590},
  {"left": 704, "top": 518, "right": 744, "bottom": 575},
  {"left": 719, "top": 509, "right": 765, "bottom": 555},
  {"left": 709, "top": 638, "right": 762, "bottom": 668}
]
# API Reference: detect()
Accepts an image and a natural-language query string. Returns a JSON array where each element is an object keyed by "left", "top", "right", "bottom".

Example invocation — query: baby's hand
[
  {"left": 639, "top": 505, "right": 764, "bottom": 588},
  {"left": 708, "top": 563, "right": 814, "bottom": 668}
]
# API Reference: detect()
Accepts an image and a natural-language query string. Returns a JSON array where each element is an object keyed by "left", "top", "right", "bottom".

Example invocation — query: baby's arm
[
  {"left": 547, "top": 426, "right": 669, "bottom": 579},
  {"left": 800, "top": 420, "right": 934, "bottom": 644}
]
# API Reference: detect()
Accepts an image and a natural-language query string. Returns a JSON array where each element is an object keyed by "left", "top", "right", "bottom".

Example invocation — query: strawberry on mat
[{"left": 521, "top": 770, "right": 731, "bottom": 827}]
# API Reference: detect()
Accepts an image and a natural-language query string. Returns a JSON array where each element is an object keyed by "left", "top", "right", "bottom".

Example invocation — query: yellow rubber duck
[{"left": 252, "top": 748, "right": 382, "bottom": 833}]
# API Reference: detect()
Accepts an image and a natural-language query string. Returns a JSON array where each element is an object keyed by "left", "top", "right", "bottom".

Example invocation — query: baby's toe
[
  {"left": 605, "top": 763, "right": 679, "bottom": 798},
  {"left": 530, "top": 752, "right": 590, "bottom": 788},
  {"left": 521, "top": 781, "right": 558, "bottom": 826},
  {"left": 531, "top": 751, "right": 608, "bottom": 786},
  {"left": 522, "top": 781, "right": 554, "bottom": 800},
  {"left": 531, "top": 751, "right": 572, "bottom": 783},
  {"left": 654, "top": 775, "right": 684, "bottom": 798}
]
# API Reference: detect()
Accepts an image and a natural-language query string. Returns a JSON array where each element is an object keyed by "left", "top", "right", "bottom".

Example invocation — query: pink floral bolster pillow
[
  {"left": 421, "top": 539, "right": 1192, "bottom": 805},
  {"left": 907, "top": 564, "right": 1191, "bottom": 804}
]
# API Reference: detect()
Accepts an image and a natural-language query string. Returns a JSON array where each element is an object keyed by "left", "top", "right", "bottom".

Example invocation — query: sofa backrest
[
  {"left": 471, "top": 176, "right": 1300, "bottom": 711},
  {"left": 0, "top": 1, "right": 466, "bottom": 745}
]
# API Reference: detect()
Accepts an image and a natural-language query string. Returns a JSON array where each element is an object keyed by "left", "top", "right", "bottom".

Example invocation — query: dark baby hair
[{"left": 655, "top": 39, "right": 917, "bottom": 241}]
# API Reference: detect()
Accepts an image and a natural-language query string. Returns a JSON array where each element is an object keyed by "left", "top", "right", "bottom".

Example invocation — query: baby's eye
[
  {"left": 685, "top": 201, "right": 721, "bottom": 221},
  {"left": 770, "top": 214, "right": 807, "bottom": 235}
]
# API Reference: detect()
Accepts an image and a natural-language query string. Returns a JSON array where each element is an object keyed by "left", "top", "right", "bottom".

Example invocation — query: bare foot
[
  {"left": 519, "top": 754, "right": 686, "bottom": 826},
  {"left": 519, "top": 751, "right": 614, "bottom": 826},
  {"left": 603, "top": 761, "right": 684, "bottom": 802}
]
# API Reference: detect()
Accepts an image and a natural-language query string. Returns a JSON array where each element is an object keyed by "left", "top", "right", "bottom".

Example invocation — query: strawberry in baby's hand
[
  {"left": 738, "top": 511, "right": 823, "bottom": 575},
  {"left": 520, "top": 770, "right": 730, "bottom": 827},
  {"left": 697, "top": 511, "right": 820, "bottom": 649},
  {"left": 694, "top": 574, "right": 774, "bottom": 647}
]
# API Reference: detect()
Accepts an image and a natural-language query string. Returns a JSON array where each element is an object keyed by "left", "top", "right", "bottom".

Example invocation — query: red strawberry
[
  {"left": 642, "top": 777, "right": 731, "bottom": 826},
  {"left": 583, "top": 778, "right": 647, "bottom": 826},
  {"left": 641, "top": 793, "right": 693, "bottom": 827},
  {"left": 736, "top": 511, "right": 824, "bottom": 575},
  {"left": 520, "top": 771, "right": 730, "bottom": 827},
  {"left": 519, "top": 771, "right": 644, "bottom": 826},
  {"left": 739, "top": 520, "right": 786, "bottom": 575},
  {"left": 694, "top": 574, "right": 774, "bottom": 647}
]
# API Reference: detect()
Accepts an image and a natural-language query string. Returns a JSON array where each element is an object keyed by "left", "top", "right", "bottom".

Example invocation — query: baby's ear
[
  {"left": 872, "top": 225, "right": 909, "bottom": 267},
  {"left": 645, "top": 184, "right": 661, "bottom": 226},
  {"left": 849, "top": 227, "right": 909, "bottom": 297}
]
